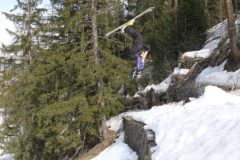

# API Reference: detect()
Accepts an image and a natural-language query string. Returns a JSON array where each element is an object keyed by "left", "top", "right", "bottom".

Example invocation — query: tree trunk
[
  {"left": 225, "top": 0, "right": 240, "bottom": 62},
  {"left": 27, "top": 0, "right": 32, "bottom": 64},
  {"left": 219, "top": 0, "right": 224, "bottom": 22},
  {"left": 90, "top": 0, "right": 107, "bottom": 141},
  {"left": 234, "top": 0, "right": 238, "bottom": 14},
  {"left": 205, "top": 0, "right": 209, "bottom": 26},
  {"left": 91, "top": 0, "right": 99, "bottom": 65},
  {"left": 173, "top": 0, "right": 178, "bottom": 27}
]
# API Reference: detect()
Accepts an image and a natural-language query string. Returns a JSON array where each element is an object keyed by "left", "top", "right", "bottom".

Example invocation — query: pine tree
[
  {"left": 0, "top": 0, "right": 46, "bottom": 159},
  {"left": 2, "top": 0, "right": 46, "bottom": 64},
  {"left": 1, "top": 0, "right": 133, "bottom": 159},
  {"left": 205, "top": 0, "right": 225, "bottom": 27},
  {"left": 122, "top": 0, "right": 208, "bottom": 82},
  {"left": 177, "top": 0, "right": 208, "bottom": 51}
]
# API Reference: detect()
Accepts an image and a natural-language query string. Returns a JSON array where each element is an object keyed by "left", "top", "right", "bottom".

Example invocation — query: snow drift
[{"left": 94, "top": 86, "right": 240, "bottom": 160}]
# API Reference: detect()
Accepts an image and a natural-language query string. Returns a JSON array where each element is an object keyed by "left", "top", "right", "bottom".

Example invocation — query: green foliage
[
  {"left": 177, "top": 0, "right": 208, "bottom": 51},
  {"left": 128, "top": 0, "right": 177, "bottom": 81},
  {"left": 2, "top": 0, "right": 46, "bottom": 64},
  {"left": 0, "top": 0, "right": 213, "bottom": 159},
  {"left": 0, "top": 0, "right": 133, "bottom": 159},
  {"left": 206, "top": 0, "right": 225, "bottom": 27},
  {"left": 127, "top": 0, "right": 208, "bottom": 82}
]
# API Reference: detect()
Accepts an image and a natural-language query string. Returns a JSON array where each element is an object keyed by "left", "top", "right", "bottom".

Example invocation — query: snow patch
[
  {"left": 182, "top": 49, "right": 212, "bottom": 59},
  {"left": 196, "top": 60, "right": 240, "bottom": 88},
  {"left": 182, "top": 19, "right": 228, "bottom": 60},
  {"left": 92, "top": 133, "right": 138, "bottom": 160},
  {"left": 173, "top": 68, "right": 189, "bottom": 75},
  {"left": 142, "top": 74, "right": 172, "bottom": 94},
  {"left": 113, "top": 86, "right": 240, "bottom": 160}
]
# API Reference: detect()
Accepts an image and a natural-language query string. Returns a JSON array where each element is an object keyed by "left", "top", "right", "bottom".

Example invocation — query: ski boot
[{"left": 121, "top": 19, "right": 135, "bottom": 33}]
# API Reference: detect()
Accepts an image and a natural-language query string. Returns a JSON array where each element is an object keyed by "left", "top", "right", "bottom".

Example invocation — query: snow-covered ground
[
  {"left": 92, "top": 133, "right": 138, "bottom": 160},
  {"left": 196, "top": 60, "right": 240, "bottom": 89},
  {"left": 94, "top": 86, "right": 240, "bottom": 160}
]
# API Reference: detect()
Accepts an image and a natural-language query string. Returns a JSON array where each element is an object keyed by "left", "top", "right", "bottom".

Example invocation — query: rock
[{"left": 123, "top": 116, "right": 156, "bottom": 160}]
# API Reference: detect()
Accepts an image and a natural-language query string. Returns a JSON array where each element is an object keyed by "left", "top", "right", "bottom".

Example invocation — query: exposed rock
[
  {"left": 121, "top": 30, "right": 232, "bottom": 110},
  {"left": 161, "top": 37, "right": 231, "bottom": 103},
  {"left": 123, "top": 116, "right": 156, "bottom": 160}
]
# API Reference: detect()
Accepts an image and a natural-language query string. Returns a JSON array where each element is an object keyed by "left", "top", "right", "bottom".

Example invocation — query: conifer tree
[
  {"left": 1, "top": 0, "right": 132, "bottom": 159},
  {"left": 2, "top": 0, "right": 46, "bottom": 64},
  {"left": 177, "top": 0, "right": 207, "bottom": 51},
  {"left": 0, "top": 0, "right": 46, "bottom": 159},
  {"left": 205, "top": 0, "right": 225, "bottom": 27},
  {"left": 123, "top": 0, "right": 208, "bottom": 82}
]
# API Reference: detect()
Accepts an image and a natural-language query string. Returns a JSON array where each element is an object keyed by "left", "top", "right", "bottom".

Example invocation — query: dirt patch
[{"left": 75, "top": 130, "right": 117, "bottom": 160}]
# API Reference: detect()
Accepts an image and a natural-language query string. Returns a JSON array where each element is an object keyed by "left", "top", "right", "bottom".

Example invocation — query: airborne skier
[
  {"left": 121, "top": 19, "right": 150, "bottom": 79},
  {"left": 105, "top": 7, "right": 154, "bottom": 79}
]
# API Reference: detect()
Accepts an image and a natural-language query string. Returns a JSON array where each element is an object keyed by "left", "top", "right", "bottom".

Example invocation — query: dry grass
[{"left": 75, "top": 130, "right": 117, "bottom": 160}]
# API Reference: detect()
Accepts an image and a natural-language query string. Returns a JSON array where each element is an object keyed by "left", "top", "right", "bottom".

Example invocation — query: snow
[
  {"left": 106, "top": 114, "right": 124, "bottom": 132},
  {"left": 196, "top": 60, "right": 240, "bottom": 89},
  {"left": 92, "top": 133, "right": 138, "bottom": 160},
  {"left": 141, "top": 19, "right": 230, "bottom": 95},
  {"left": 143, "top": 18, "right": 238, "bottom": 95},
  {"left": 0, "top": 111, "right": 13, "bottom": 160},
  {"left": 141, "top": 74, "right": 172, "bottom": 94},
  {"left": 182, "top": 49, "right": 212, "bottom": 59},
  {"left": 203, "top": 38, "right": 222, "bottom": 50},
  {"left": 0, "top": 52, "right": 22, "bottom": 60},
  {"left": 173, "top": 67, "right": 189, "bottom": 75},
  {"left": 0, "top": 4, "right": 239, "bottom": 160},
  {"left": 140, "top": 68, "right": 188, "bottom": 95},
  {"left": 182, "top": 20, "right": 228, "bottom": 60},
  {"left": 103, "top": 86, "right": 240, "bottom": 160}
]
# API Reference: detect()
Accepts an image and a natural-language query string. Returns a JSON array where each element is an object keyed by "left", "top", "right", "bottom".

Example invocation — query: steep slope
[
  {"left": 95, "top": 86, "right": 240, "bottom": 160},
  {"left": 92, "top": 19, "right": 240, "bottom": 160}
]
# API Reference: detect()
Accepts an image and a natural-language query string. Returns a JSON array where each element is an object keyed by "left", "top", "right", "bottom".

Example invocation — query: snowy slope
[
  {"left": 92, "top": 133, "right": 137, "bottom": 160},
  {"left": 94, "top": 86, "right": 240, "bottom": 160},
  {"left": 196, "top": 60, "right": 240, "bottom": 89}
]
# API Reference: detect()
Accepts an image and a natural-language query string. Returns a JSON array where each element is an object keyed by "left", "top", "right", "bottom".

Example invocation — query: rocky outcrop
[
  {"left": 120, "top": 36, "right": 232, "bottom": 108},
  {"left": 123, "top": 116, "right": 156, "bottom": 160}
]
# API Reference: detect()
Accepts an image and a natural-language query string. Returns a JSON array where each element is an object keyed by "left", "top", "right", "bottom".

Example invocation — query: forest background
[{"left": 0, "top": 0, "right": 237, "bottom": 159}]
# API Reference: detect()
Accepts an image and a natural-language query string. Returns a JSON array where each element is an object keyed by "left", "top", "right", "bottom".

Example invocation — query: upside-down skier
[
  {"left": 121, "top": 19, "right": 151, "bottom": 79},
  {"left": 105, "top": 7, "right": 154, "bottom": 79}
]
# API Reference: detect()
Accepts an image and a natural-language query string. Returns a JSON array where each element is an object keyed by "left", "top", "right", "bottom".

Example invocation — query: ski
[{"left": 105, "top": 7, "right": 155, "bottom": 38}]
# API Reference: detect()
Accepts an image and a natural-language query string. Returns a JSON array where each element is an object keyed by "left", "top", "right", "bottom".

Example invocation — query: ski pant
[
  {"left": 125, "top": 26, "right": 144, "bottom": 55},
  {"left": 134, "top": 54, "right": 144, "bottom": 71}
]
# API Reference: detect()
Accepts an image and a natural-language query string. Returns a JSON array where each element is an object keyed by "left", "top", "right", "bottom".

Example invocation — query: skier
[
  {"left": 121, "top": 19, "right": 150, "bottom": 79},
  {"left": 105, "top": 7, "right": 154, "bottom": 79}
]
